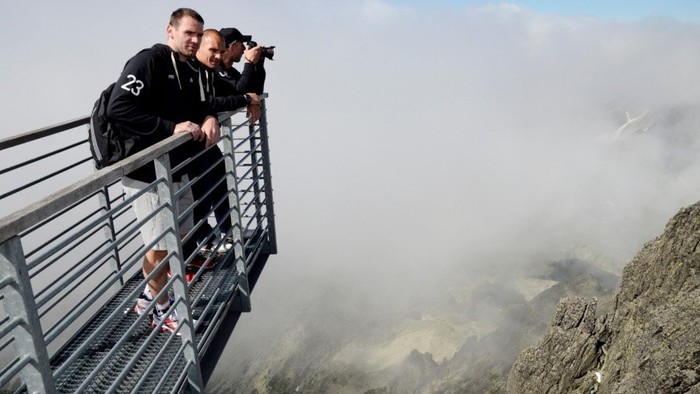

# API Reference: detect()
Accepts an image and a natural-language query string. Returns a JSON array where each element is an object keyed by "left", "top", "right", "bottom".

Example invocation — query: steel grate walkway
[{"left": 48, "top": 244, "right": 246, "bottom": 393}]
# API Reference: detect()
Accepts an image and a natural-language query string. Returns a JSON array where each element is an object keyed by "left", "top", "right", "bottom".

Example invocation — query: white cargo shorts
[{"left": 122, "top": 175, "right": 194, "bottom": 251}]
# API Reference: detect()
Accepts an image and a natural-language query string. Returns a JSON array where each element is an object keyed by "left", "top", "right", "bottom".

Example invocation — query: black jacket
[
  {"left": 106, "top": 43, "right": 214, "bottom": 182},
  {"left": 201, "top": 67, "right": 250, "bottom": 112},
  {"left": 216, "top": 60, "right": 266, "bottom": 96}
]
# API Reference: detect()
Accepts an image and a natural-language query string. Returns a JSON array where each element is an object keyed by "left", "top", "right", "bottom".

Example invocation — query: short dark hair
[{"left": 170, "top": 8, "right": 204, "bottom": 27}]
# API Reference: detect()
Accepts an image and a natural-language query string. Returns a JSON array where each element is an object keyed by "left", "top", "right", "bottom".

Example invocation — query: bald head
[{"left": 196, "top": 29, "right": 225, "bottom": 69}]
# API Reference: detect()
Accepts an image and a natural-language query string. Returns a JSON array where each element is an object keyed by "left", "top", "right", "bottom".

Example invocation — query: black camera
[{"left": 248, "top": 41, "right": 275, "bottom": 60}]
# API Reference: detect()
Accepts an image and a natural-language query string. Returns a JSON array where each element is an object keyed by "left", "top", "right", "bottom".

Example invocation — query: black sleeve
[
  {"left": 211, "top": 94, "right": 250, "bottom": 112},
  {"left": 214, "top": 68, "right": 239, "bottom": 97},
  {"left": 234, "top": 63, "right": 255, "bottom": 93},
  {"left": 212, "top": 69, "right": 248, "bottom": 111},
  {"left": 250, "top": 58, "right": 267, "bottom": 94},
  {"left": 235, "top": 62, "right": 267, "bottom": 94},
  {"left": 203, "top": 69, "right": 247, "bottom": 113},
  {"left": 106, "top": 49, "right": 175, "bottom": 138}
]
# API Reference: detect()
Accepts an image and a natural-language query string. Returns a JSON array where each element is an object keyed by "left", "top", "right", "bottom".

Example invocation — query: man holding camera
[{"left": 217, "top": 27, "right": 268, "bottom": 98}]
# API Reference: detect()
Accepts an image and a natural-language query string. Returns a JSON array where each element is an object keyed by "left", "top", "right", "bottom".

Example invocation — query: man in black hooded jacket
[
  {"left": 106, "top": 7, "right": 218, "bottom": 333},
  {"left": 217, "top": 27, "right": 266, "bottom": 96}
]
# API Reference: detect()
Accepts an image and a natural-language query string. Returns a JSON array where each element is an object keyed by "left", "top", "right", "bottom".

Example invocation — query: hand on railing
[
  {"left": 173, "top": 118, "right": 221, "bottom": 148},
  {"left": 247, "top": 105, "right": 261, "bottom": 124},
  {"left": 174, "top": 121, "right": 204, "bottom": 142},
  {"left": 245, "top": 93, "right": 261, "bottom": 124},
  {"left": 201, "top": 115, "right": 221, "bottom": 148}
]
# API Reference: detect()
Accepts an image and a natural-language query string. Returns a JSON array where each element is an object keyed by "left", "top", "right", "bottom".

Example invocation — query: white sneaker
[
  {"left": 135, "top": 289, "right": 174, "bottom": 316},
  {"left": 216, "top": 235, "right": 234, "bottom": 254},
  {"left": 152, "top": 303, "right": 180, "bottom": 334}
]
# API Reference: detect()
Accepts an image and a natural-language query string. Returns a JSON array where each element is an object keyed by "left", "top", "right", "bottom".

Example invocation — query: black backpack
[{"left": 88, "top": 83, "right": 128, "bottom": 169}]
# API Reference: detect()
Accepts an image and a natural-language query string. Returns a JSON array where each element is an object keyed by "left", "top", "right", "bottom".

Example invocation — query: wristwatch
[{"left": 243, "top": 94, "right": 252, "bottom": 105}]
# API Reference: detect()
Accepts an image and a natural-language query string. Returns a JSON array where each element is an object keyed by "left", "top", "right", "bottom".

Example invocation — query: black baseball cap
[{"left": 219, "top": 27, "right": 252, "bottom": 46}]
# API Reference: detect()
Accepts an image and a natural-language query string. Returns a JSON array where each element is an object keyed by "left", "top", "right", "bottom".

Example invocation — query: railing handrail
[
  {"left": 0, "top": 95, "right": 269, "bottom": 245},
  {"left": 0, "top": 91, "right": 265, "bottom": 151},
  {"left": 0, "top": 131, "right": 191, "bottom": 244},
  {"left": 0, "top": 116, "right": 90, "bottom": 151}
]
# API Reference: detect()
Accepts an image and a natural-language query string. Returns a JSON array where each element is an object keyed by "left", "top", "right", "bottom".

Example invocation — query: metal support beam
[
  {"left": 258, "top": 99, "right": 278, "bottom": 254},
  {"left": 153, "top": 154, "right": 204, "bottom": 392},
  {"left": 221, "top": 121, "right": 252, "bottom": 313},
  {"left": 0, "top": 236, "right": 56, "bottom": 393},
  {"left": 97, "top": 184, "right": 125, "bottom": 290}
]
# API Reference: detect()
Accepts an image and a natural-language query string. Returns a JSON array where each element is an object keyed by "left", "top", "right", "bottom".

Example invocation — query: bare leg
[{"left": 143, "top": 249, "right": 169, "bottom": 304}]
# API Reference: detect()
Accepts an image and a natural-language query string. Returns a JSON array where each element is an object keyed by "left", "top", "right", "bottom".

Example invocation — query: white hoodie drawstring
[
  {"left": 197, "top": 71, "right": 205, "bottom": 101},
  {"left": 170, "top": 52, "right": 183, "bottom": 90},
  {"left": 171, "top": 51, "right": 206, "bottom": 102}
]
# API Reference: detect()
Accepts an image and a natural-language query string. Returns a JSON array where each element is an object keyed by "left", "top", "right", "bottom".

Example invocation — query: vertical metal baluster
[
  {"left": 220, "top": 118, "right": 251, "bottom": 313},
  {"left": 153, "top": 153, "right": 203, "bottom": 392},
  {"left": 97, "top": 184, "right": 124, "bottom": 289},
  {"left": 258, "top": 99, "right": 277, "bottom": 254},
  {"left": 0, "top": 236, "right": 55, "bottom": 393},
  {"left": 248, "top": 118, "right": 263, "bottom": 239}
]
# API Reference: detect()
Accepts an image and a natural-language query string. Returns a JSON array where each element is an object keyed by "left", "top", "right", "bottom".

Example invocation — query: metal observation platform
[{"left": 0, "top": 98, "right": 277, "bottom": 393}]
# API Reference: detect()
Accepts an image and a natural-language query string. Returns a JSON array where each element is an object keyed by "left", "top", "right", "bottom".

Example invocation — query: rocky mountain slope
[
  {"left": 508, "top": 201, "right": 700, "bottom": 393},
  {"left": 209, "top": 201, "right": 700, "bottom": 393},
  {"left": 207, "top": 256, "right": 620, "bottom": 393}
]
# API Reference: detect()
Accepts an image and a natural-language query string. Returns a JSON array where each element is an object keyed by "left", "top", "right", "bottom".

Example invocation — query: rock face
[
  {"left": 508, "top": 202, "right": 700, "bottom": 393},
  {"left": 506, "top": 297, "right": 601, "bottom": 393},
  {"left": 207, "top": 260, "right": 618, "bottom": 393}
]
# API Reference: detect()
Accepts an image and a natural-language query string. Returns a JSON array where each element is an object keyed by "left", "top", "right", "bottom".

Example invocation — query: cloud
[
  {"left": 4, "top": 1, "right": 700, "bottom": 385},
  {"left": 228, "top": 0, "right": 700, "bottom": 358},
  {"left": 361, "top": 0, "right": 401, "bottom": 21}
]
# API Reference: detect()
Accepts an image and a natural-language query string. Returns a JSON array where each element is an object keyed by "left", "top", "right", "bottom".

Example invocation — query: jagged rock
[
  {"left": 508, "top": 201, "right": 700, "bottom": 394},
  {"left": 507, "top": 297, "right": 601, "bottom": 393},
  {"left": 600, "top": 202, "right": 700, "bottom": 393},
  {"left": 427, "top": 268, "right": 617, "bottom": 393}
]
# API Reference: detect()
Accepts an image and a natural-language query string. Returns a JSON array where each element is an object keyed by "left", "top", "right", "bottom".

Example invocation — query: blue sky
[
  {"left": 515, "top": 0, "right": 700, "bottom": 20},
  {"left": 390, "top": 0, "right": 700, "bottom": 21}
]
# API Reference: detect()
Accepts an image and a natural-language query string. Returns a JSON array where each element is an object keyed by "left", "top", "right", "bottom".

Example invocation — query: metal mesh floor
[{"left": 48, "top": 248, "right": 244, "bottom": 393}]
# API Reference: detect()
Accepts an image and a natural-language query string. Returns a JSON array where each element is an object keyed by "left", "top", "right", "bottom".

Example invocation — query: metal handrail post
[
  {"left": 258, "top": 99, "right": 278, "bottom": 254},
  {"left": 220, "top": 119, "right": 251, "bottom": 313},
  {"left": 0, "top": 236, "right": 56, "bottom": 393},
  {"left": 97, "top": 184, "right": 124, "bottom": 288},
  {"left": 153, "top": 153, "right": 204, "bottom": 392},
  {"left": 247, "top": 118, "right": 264, "bottom": 236}
]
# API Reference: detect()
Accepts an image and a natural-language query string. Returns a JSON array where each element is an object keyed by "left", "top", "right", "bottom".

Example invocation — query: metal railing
[{"left": 0, "top": 97, "right": 277, "bottom": 393}]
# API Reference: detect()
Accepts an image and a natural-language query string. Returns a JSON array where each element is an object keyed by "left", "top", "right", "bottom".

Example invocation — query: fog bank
[{"left": 207, "top": 2, "right": 700, "bottom": 388}]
